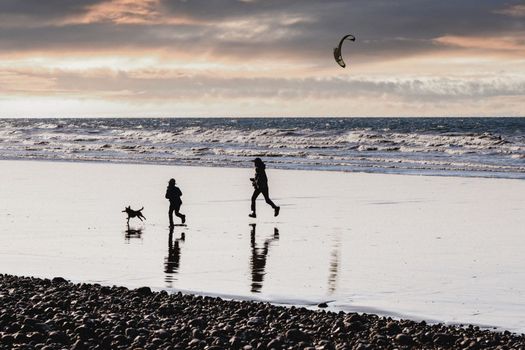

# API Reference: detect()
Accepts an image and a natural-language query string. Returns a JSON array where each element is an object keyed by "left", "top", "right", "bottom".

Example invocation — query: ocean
[{"left": 1, "top": 117, "right": 524, "bottom": 178}]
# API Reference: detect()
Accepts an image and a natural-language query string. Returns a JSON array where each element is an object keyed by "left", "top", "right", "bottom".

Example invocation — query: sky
[{"left": 0, "top": 0, "right": 524, "bottom": 117}]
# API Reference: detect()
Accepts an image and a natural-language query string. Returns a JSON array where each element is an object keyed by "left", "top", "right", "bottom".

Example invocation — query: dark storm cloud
[
  {"left": 0, "top": 23, "right": 203, "bottom": 52},
  {"left": 0, "top": 0, "right": 106, "bottom": 23},
  {"left": 159, "top": 0, "right": 525, "bottom": 43},
  {"left": 0, "top": 0, "right": 523, "bottom": 61}
]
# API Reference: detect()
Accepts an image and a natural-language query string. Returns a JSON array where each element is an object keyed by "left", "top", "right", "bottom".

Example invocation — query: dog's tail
[{"left": 139, "top": 207, "right": 144, "bottom": 211}]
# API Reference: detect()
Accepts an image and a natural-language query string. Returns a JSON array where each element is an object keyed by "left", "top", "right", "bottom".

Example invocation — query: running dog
[{"left": 122, "top": 206, "right": 146, "bottom": 224}]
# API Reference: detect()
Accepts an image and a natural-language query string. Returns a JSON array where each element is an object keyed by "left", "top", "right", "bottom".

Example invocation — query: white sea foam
[{"left": 0, "top": 118, "right": 523, "bottom": 178}]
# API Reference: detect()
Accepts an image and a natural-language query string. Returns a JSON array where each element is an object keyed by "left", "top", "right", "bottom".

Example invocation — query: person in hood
[
  {"left": 249, "top": 158, "right": 280, "bottom": 218},
  {"left": 165, "top": 178, "right": 185, "bottom": 226}
]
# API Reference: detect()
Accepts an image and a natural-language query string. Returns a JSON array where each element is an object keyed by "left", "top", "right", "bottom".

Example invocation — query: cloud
[
  {"left": 0, "top": 0, "right": 106, "bottom": 26},
  {"left": 0, "top": 0, "right": 524, "bottom": 117},
  {"left": 0, "top": 0, "right": 524, "bottom": 62},
  {"left": 73, "top": 0, "right": 162, "bottom": 24},
  {"left": 434, "top": 35, "right": 525, "bottom": 55},
  {"left": 496, "top": 4, "right": 525, "bottom": 17},
  {"left": 3, "top": 65, "right": 523, "bottom": 103}
]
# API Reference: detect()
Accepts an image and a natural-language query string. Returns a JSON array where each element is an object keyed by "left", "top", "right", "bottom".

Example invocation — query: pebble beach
[{"left": 1, "top": 274, "right": 524, "bottom": 350}]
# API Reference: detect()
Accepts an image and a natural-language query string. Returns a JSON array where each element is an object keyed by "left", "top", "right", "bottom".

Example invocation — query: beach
[{"left": 1, "top": 159, "right": 524, "bottom": 338}]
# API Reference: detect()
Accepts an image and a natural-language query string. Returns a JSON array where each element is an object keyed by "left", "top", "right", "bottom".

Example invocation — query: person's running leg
[
  {"left": 168, "top": 203, "right": 175, "bottom": 226},
  {"left": 261, "top": 187, "right": 280, "bottom": 216},
  {"left": 174, "top": 202, "right": 185, "bottom": 224},
  {"left": 250, "top": 189, "right": 261, "bottom": 217}
]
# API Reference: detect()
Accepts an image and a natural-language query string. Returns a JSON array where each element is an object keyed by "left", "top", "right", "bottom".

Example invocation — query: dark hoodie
[
  {"left": 165, "top": 184, "right": 183, "bottom": 204},
  {"left": 254, "top": 163, "right": 268, "bottom": 189}
]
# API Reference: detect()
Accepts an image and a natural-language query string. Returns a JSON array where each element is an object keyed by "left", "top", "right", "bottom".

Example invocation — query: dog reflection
[
  {"left": 124, "top": 226, "right": 143, "bottom": 241},
  {"left": 250, "top": 224, "right": 279, "bottom": 293},
  {"left": 165, "top": 226, "right": 185, "bottom": 286}
]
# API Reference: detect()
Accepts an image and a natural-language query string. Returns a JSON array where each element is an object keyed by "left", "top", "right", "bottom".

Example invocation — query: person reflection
[
  {"left": 165, "top": 226, "right": 185, "bottom": 286},
  {"left": 328, "top": 243, "right": 340, "bottom": 294},
  {"left": 250, "top": 224, "right": 279, "bottom": 293}
]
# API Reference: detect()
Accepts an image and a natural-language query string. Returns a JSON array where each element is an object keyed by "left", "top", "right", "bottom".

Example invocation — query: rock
[
  {"left": 0, "top": 274, "right": 523, "bottom": 350},
  {"left": 125, "top": 327, "right": 139, "bottom": 338},
  {"left": 48, "top": 330, "right": 68, "bottom": 344},
  {"left": 267, "top": 338, "right": 282, "bottom": 349},
  {"left": 385, "top": 321, "right": 401, "bottom": 335},
  {"left": 52, "top": 277, "right": 68, "bottom": 284},
  {"left": 75, "top": 325, "right": 94, "bottom": 340},
  {"left": 157, "top": 302, "right": 174, "bottom": 316},
  {"left": 247, "top": 316, "right": 264, "bottom": 326},
  {"left": 395, "top": 333, "right": 413, "bottom": 346},
  {"left": 154, "top": 328, "right": 170, "bottom": 339},
  {"left": 229, "top": 336, "right": 242, "bottom": 348},
  {"left": 13, "top": 332, "right": 27, "bottom": 343},
  {"left": 433, "top": 332, "right": 456, "bottom": 346},
  {"left": 189, "top": 317, "right": 206, "bottom": 328},
  {"left": 188, "top": 338, "right": 202, "bottom": 347},
  {"left": 135, "top": 286, "right": 152, "bottom": 296},
  {"left": 286, "top": 328, "right": 309, "bottom": 342},
  {"left": 71, "top": 339, "right": 86, "bottom": 350},
  {"left": 317, "top": 302, "right": 328, "bottom": 308}
]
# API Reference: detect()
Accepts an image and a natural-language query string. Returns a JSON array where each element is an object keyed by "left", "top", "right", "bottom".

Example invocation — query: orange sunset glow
[{"left": 1, "top": 0, "right": 524, "bottom": 117}]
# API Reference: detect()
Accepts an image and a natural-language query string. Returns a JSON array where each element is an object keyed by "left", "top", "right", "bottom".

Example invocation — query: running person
[
  {"left": 165, "top": 178, "right": 185, "bottom": 226},
  {"left": 249, "top": 158, "right": 280, "bottom": 218}
]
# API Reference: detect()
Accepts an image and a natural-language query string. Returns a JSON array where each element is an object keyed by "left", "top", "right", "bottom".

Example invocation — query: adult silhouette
[{"left": 249, "top": 158, "right": 280, "bottom": 218}]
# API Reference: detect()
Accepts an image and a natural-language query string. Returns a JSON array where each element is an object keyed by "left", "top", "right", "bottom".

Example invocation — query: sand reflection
[
  {"left": 124, "top": 226, "right": 143, "bottom": 242},
  {"left": 165, "top": 226, "right": 185, "bottom": 287},
  {"left": 250, "top": 224, "right": 279, "bottom": 294},
  {"left": 328, "top": 236, "right": 341, "bottom": 294}
]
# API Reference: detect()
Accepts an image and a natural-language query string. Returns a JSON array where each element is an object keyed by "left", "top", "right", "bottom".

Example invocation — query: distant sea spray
[{"left": 0, "top": 118, "right": 524, "bottom": 179}]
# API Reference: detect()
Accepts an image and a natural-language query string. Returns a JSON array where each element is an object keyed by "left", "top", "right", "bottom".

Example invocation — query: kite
[{"left": 333, "top": 34, "right": 356, "bottom": 68}]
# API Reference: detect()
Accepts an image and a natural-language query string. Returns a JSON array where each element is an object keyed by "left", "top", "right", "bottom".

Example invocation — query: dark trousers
[
  {"left": 169, "top": 201, "right": 184, "bottom": 225},
  {"left": 251, "top": 187, "right": 277, "bottom": 213}
]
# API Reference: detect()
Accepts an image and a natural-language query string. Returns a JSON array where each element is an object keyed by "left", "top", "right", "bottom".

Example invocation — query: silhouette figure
[
  {"left": 250, "top": 224, "right": 279, "bottom": 293},
  {"left": 165, "top": 178, "right": 185, "bottom": 226},
  {"left": 122, "top": 206, "right": 146, "bottom": 225},
  {"left": 249, "top": 158, "right": 280, "bottom": 218},
  {"left": 165, "top": 226, "right": 185, "bottom": 286}
]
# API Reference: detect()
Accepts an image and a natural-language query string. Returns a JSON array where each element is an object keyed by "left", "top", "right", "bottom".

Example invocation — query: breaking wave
[{"left": 0, "top": 118, "right": 523, "bottom": 179}]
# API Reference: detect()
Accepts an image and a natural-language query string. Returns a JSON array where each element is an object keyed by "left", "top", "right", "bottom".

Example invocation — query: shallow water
[{"left": 1, "top": 160, "right": 524, "bottom": 332}]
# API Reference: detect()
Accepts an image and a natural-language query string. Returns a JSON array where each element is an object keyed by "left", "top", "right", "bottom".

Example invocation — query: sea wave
[{"left": 0, "top": 118, "right": 523, "bottom": 179}]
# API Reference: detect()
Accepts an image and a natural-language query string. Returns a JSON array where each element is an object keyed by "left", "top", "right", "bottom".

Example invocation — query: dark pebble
[
  {"left": 395, "top": 333, "right": 413, "bottom": 346},
  {"left": 286, "top": 328, "right": 309, "bottom": 342},
  {"left": 0, "top": 274, "right": 522, "bottom": 350},
  {"left": 51, "top": 277, "right": 68, "bottom": 284},
  {"left": 135, "top": 286, "right": 152, "bottom": 296}
]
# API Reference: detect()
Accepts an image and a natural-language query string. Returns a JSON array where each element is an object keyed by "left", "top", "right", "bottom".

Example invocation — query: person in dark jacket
[
  {"left": 165, "top": 178, "right": 185, "bottom": 226},
  {"left": 249, "top": 158, "right": 280, "bottom": 218}
]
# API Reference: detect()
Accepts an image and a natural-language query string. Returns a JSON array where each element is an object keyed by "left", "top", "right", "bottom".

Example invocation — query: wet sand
[{"left": 0, "top": 160, "right": 524, "bottom": 332}]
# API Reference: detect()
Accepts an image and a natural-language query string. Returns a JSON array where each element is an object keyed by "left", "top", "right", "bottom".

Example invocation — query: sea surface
[{"left": 0, "top": 117, "right": 524, "bottom": 178}]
